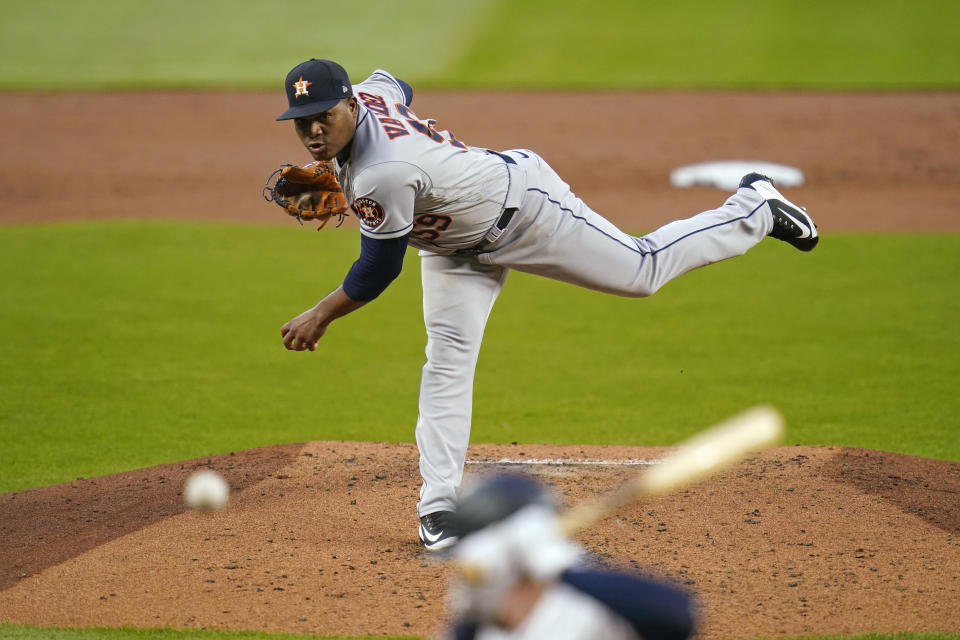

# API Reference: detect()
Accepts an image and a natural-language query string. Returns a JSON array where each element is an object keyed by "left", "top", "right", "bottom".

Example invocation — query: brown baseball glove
[{"left": 263, "top": 161, "right": 349, "bottom": 229}]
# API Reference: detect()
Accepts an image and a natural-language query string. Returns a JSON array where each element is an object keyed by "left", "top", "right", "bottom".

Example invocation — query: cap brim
[{"left": 276, "top": 98, "right": 342, "bottom": 121}]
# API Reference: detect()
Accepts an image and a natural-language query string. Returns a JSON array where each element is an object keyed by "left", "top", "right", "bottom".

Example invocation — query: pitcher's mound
[{"left": 1, "top": 442, "right": 958, "bottom": 639}]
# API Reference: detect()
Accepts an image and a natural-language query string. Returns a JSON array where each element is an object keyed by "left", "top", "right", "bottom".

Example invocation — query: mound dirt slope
[{"left": 1, "top": 442, "right": 958, "bottom": 638}]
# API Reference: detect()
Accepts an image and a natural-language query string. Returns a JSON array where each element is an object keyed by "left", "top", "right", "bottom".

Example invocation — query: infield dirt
[
  {"left": 1, "top": 91, "right": 958, "bottom": 230},
  {"left": 2, "top": 443, "right": 959, "bottom": 638},
  {"left": 1, "top": 90, "right": 959, "bottom": 638}
]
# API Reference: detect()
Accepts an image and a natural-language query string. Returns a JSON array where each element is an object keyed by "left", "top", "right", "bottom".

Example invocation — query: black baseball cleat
[
  {"left": 740, "top": 172, "right": 819, "bottom": 251},
  {"left": 418, "top": 511, "right": 459, "bottom": 551}
]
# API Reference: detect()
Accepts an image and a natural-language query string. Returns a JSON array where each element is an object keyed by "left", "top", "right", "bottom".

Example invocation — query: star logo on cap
[{"left": 293, "top": 75, "right": 312, "bottom": 98}]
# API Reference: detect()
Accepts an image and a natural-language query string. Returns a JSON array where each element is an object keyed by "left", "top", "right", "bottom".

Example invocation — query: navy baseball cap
[{"left": 276, "top": 59, "right": 353, "bottom": 121}]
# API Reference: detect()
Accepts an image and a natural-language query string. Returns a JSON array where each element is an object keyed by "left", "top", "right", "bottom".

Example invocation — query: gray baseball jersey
[
  {"left": 336, "top": 71, "right": 524, "bottom": 253},
  {"left": 336, "top": 70, "right": 775, "bottom": 519}
]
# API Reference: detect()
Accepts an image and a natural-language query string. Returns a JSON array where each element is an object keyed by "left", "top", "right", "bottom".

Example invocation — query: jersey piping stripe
[
  {"left": 644, "top": 201, "right": 766, "bottom": 256},
  {"left": 527, "top": 187, "right": 648, "bottom": 255},
  {"left": 372, "top": 70, "right": 407, "bottom": 104},
  {"left": 356, "top": 104, "right": 371, "bottom": 127},
  {"left": 361, "top": 221, "right": 414, "bottom": 236},
  {"left": 499, "top": 158, "right": 513, "bottom": 214},
  {"left": 527, "top": 188, "right": 765, "bottom": 257}
]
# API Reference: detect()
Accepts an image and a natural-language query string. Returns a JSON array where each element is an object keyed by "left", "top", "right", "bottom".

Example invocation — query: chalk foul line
[{"left": 465, "top": 458, "right": 657, "bottom": 467}]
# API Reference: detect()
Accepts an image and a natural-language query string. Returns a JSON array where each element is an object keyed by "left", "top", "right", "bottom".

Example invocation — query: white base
[{"left": 670, "top": 160, "right": 804, "bottom": 190}]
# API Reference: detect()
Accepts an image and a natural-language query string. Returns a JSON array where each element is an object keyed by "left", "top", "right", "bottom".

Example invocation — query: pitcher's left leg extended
[{"left": 484, "top": 151, "right": 773, "bottom": 297}]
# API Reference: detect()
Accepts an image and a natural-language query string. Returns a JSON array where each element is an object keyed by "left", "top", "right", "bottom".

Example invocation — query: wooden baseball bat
[{"left": 557, "top": 405, "right": 785, "bottom": 535}]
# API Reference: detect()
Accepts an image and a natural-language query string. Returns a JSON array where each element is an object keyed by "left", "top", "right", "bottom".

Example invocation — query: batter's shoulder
[{"left": 561, "top": 567, "right": 698, "bottom": 640}]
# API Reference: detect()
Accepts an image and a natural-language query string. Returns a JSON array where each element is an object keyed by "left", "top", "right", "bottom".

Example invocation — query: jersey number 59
[{"left": 412, "top": 213, "right": 452, "bottom": 241}]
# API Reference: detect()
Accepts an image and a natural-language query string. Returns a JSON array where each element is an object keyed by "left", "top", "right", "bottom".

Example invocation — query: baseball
[{"left": 184, "top": 469, "right": 230, "bottom": 510}]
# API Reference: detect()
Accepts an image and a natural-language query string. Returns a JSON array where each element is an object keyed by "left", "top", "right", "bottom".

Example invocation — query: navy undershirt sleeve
[
  {"left": 342, "top": 233, "right": 409, "bottom": 302},
  {"left": 395, "top": 77, "right": 413, "bottom": 106},
  {"left": 561, "top": 567, "right": 697, "bottom": 640}
]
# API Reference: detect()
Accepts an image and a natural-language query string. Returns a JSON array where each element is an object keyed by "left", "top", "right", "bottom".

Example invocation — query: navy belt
[{"left": 493, "top": 207, "right": 517, "bottom": 232}]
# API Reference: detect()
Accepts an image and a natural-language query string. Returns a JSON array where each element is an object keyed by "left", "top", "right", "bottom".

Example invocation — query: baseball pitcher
[{"left": 266, "top": 59, "right": 819, "bottom": 551}]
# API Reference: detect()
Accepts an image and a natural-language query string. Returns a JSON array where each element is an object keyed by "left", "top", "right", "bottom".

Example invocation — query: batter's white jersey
[
  {"left": 336, "top": 70, "right": 524, "bottom": 253},
  {"left": 472, "top": 582, "right": 638, "bottom": 640}
]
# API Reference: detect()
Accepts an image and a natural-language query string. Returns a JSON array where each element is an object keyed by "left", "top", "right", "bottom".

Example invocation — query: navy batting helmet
[{"left": 448, "top": 473, "right": 557, "bottom": 539}]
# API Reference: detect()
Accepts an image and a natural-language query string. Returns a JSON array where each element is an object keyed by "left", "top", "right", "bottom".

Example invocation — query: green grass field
[
  {"left": 1, "top": 223, "right": 957, "bottom": 494},
  {"left": 2, "top": 621, "right": 959, "bottom": 640},
  {"left": 1, "top": 1, "right": 957, "bottom": 639},
  {"left": 0, "top": 0, "right": 957, "bottom": 89},
  {"left": 438, "top": 0, "right": 960, "bottom": 89}
]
